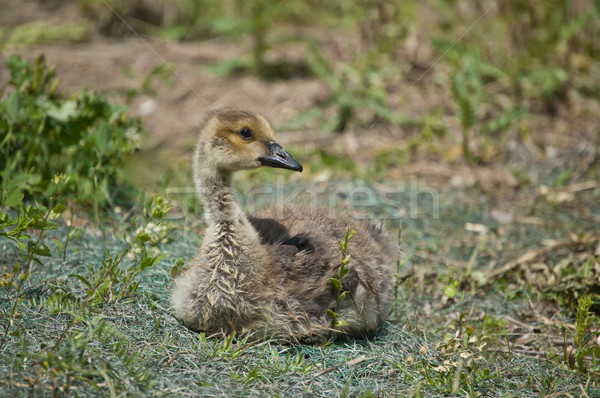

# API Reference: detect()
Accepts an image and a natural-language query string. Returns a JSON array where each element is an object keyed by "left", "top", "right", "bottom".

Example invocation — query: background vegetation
[{"left": 1, "top": 0, "right": 599, "bottom": 396}]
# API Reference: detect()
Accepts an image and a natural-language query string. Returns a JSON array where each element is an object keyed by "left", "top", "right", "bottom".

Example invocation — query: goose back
[{"left": 249, "top": 205, "right": 397, "bottom": 338}]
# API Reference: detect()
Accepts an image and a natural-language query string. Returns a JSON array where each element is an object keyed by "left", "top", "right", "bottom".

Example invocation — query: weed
[
  {"left": 328, "top": 227, "right": 355, "bottom": 336},
  {"left": 0, "top": 179, "right": 171, "bottom": 394},
  {"left": 195, "top": 332, "right": 250, "bottom": 361},
  {"left": 434, "top": 39, "right": 527, "bottom": 163},
  {"left": 0, "top": 55, "right": 141, "bottom": 214},
  {"left": 69, "top": 194, "right": 171, "bottom": 307},
  {"left": 0, "top": 174, "right": 69, "bottom": 350},
  {"left": 2, "top": 21, "right": 88, "bottom": 48},
  {"left": 305, "top": 38, "right": 406, "bottom": 133},
  {"left": 442, "top": 266, "right": 461, "bottom": 300},
  {"left": 202, "top": 0, "right": 313, "bottom": 79},
  {"left": 124, "top": 63, "right": 174, "bottom": 104},
  {"left": 563, "top": 296, "right": 600, "bottom": 376},
  {"left": 498, "top": 1, "right": 600, "bottom": 104}
]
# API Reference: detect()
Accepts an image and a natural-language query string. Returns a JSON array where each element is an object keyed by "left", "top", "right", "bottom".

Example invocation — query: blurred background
[
  {"left": 2, "top": 0, "right": 600, "bottom": 249},
  {"left": 2, "top": 0, "right": 599, "bottom": 190}
]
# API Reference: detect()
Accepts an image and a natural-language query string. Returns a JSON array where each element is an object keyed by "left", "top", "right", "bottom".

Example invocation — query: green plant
[
  {"left": 527, "top": 241, "right": 600, "bottom": 309},
  {"left": 497, "top": 1, "right": 600, "bottom": 104},
  {"left": 124, "top": 63, "right": 174, "bottom": 104},
  {"left": 2, "top": 21, "right": 88, "bottom": 49},
  {"left": 0, "top": 54, "right": 141, "bottom": 213},
  {"left": 300, "top": 0, "right": 418, "bottom": 132},
  {"left": 80, "top": 0, "right": 175, "bottom": 37},
  {"left": 434, "top": 1, "right": 600, "bottom": 117},
  {"left": 69, "top": 194, "right": 171, "bottom": 307},
  {"left": 195, "top": 332, "right": 252, "bottom": 361},
  {"left": 0, "top": 191, "right": 171, "bottom": 393},
  {"left": 434, "top": 40, "right": 527, "bottom": 163},
  {"left": 204, "top": 0, "right": 314, "bottom": 79},
  {"left": 305, "top": 41, "right": 403, "bottom": 133},
  {"left": 303, "top": 0, "right": 417, "bottom": 132},
  {"left": 328, "top": 227, "right": 355, "bottom": 335},
  {"left": 0, "top": 174, "right": 69, "bottom": 349},
  {"left": 163, "top": 0, "right": 229, "bottom": 40},
  {"left": 31, "top": 315, "right": 155, "bottom": 394},
  {"left": 564, "top": 296, "right": 600, "bottom": 375},
  {"left": 0, "top": 56, "right": 168, "bottom": 392},
  {"left": 442, "top": 266, "right": 461, "bottom": 300}
]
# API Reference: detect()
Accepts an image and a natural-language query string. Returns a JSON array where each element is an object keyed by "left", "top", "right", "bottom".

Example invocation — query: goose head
[{"left": 196, "top": 110, "right": 303, "bottom": 174}]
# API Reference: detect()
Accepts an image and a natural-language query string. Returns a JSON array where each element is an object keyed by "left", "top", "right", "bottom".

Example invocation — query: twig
[
  {"left": 489, "top": 348, "right": 552, "bottom": 357},
  {"left": 314, "top": 355, "right": 370, "bottom": 377},
  {"left": 562, "top": 180, "right": 600, "bottom": 193},
  {"left": 488, "top": 235, "right": 598, "bottom": 278},
  {"left": 539, "top": 316, "right": 576, "bottom": 331},
  {"left": 161, "top": 350, "right": 192, "bottom": 368},
  {"left": 503, "top": 315, "right": 534, "bottom": 331}
]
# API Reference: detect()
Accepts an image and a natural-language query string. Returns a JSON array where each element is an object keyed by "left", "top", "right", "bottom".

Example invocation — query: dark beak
[{"left": 259, "top": 141, "right": 303, "bottom": 172}]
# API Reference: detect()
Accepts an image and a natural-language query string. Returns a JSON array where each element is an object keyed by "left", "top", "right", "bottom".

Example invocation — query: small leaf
[
  {"left": 42, "top": 221, "right": 59, "bottom": 230},
  {"left": 170, "top": 257, "right": 185, "bottom": 278},
  {"left": 4, "top": 187, "right": 24, "bottom": 208},
  {"left": 6, "top": 91, "right": 21, "bottom": 124},
  {"left": 329, "top": 278, "right": 342, "bottom": 291},
  {"left": 34, "top": 244, "right": 52, "bottom": 257},
  {"left": 444, "top": 333, "right": 454, "bottom": 344},
  {"left": 444, "top": 284, "right": 457, "bottom": 298},
  {"left": 51, "top": 173, "right": 69, "bottom": 185},
  {"left": 95, "top": 123, "right": 109, "bottom": 155},
  {"left": 68, "top": 228, "right": 82, "bottom": 239},
  {"left": 136, "top": 230, "right": 151, "bottom": 243},
  {"left": 458, "top": 97, "right": 474, "bottom": 131},
  {"left": 69, "top": 273, "right": 92, "bottom": 288},
  {"left": 139, "top": 253, "right": 167, "bottom": 271},
  {"left": 50, "top": 203, "right": 67, "bottom": 219},
  {"left": 47, "top": 100, "right": 78, "bottom": 122},
  {"left": 53, "top": 238, "right": 64, "bottom": 251},
  {"left": 347, "top": 229, "right": 355, "bottom": 240}
]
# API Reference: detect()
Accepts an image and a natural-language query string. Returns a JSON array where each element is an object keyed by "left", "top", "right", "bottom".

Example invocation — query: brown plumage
[{"left": 170, "top": 109, "right": 397, "bottom": 342}]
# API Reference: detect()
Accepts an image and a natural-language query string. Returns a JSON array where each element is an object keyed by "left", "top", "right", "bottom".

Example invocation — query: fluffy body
[{"left": 171, "top": 110, "right": 397, "bottom": 342}]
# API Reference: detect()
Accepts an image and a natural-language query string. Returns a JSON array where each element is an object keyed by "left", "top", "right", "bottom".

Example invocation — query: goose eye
[{"left": 239, "top": 128, "right": 253, "bottom": 140}]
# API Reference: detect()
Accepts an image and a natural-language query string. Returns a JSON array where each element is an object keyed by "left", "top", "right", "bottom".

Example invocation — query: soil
[
  {"left": 2, "top": 1, "right": 599, "bottom": 197},
  {"left": 1, "top": 2, "right": 326, "bottom": 151}
]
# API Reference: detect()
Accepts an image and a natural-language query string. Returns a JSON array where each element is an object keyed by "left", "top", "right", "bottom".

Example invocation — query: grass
[
  {"left": 3, "top": 21, "right": 89, "bottom": 48},
  {"left": 1, "top": 178, "right": 599, "bottom": 396}
]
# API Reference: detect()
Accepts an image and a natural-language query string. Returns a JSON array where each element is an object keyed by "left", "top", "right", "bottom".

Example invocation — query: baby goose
[{"left": 171, "top": 109, "right": 397, "bottom": 342}]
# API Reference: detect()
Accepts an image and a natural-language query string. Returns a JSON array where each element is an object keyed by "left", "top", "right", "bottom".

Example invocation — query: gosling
[{"left": 171, "top": 109, "right": 397, "bottom": 342}]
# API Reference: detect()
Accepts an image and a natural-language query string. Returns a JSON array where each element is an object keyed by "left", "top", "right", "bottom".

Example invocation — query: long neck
[
  {"left": 195, "top": 167, "right": 244, "bottom": 226},
  {"left": 194, "top": 165, "right": 269, "bottom": 281}
]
